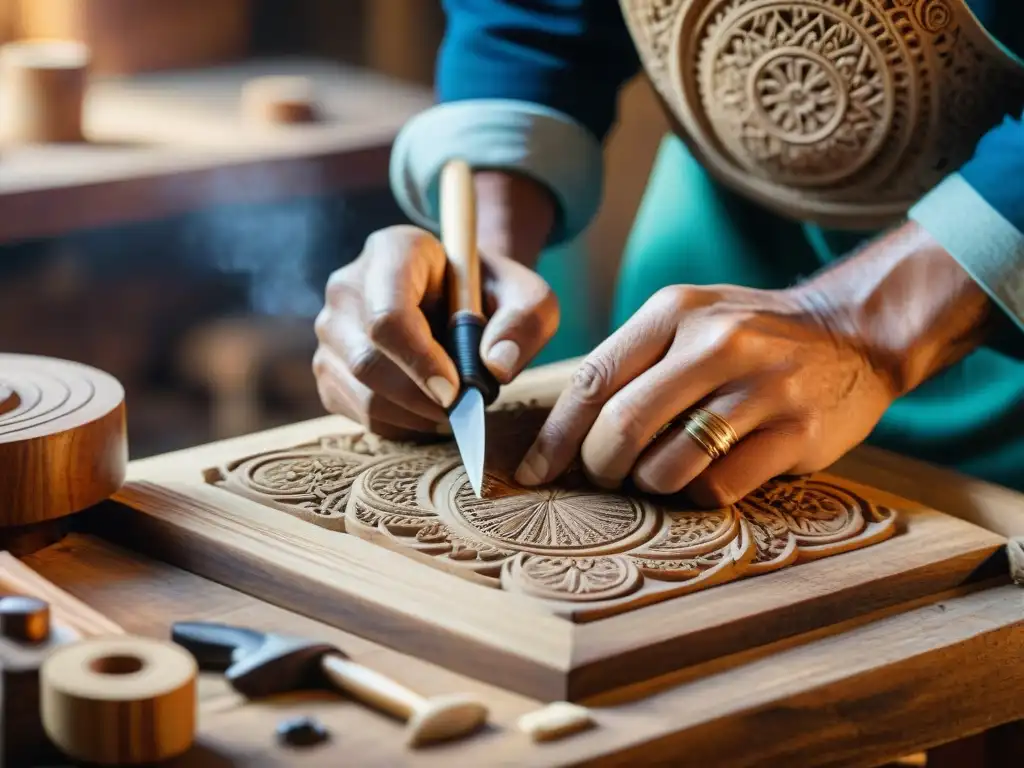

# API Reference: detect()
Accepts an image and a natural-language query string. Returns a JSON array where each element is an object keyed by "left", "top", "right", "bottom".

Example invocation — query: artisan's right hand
[{"left": 313, "top": 174, "right": 558, "bottom": 438}]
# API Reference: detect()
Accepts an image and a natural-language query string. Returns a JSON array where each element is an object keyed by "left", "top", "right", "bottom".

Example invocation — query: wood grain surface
[
  {"left": 0, "top": 354, "right": 127, "bottom": 528},
  {"left": 0, "top": 549, "right": 123, "bottom": 766},
  {"left": 105, "top": 360, "right": 1012, "bottom": 701},
  {"left": 21, "top": 534, "right": 1024, "bottom": 767}
]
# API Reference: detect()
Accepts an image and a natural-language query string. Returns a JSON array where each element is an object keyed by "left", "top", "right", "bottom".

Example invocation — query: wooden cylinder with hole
[
  {"left": 41, "top": 636, "right": 198, "bottom": 765},
  {"left": 0, "top": 40, "right": 90, "bottom": 144},
  {"left": 241, "top": 75, "right": 320, "bottom": 125},
  {"left": 0, "top": 354, "right": 127, "bottom": 528}
]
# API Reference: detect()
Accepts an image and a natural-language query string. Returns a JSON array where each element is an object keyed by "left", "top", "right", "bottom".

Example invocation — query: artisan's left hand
[
  {"left": 513, "top": 283, "right": 894, "bottom": 506},
  {"left": 515, "top": 222, "right": 995, "bottom": 506}
]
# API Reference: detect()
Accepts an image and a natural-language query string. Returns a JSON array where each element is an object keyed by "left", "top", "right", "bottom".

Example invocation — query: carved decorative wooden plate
[
  {"left": 0, "top": 354, "right": 127, "bottom": 527},
  {"left": 210, "top": 405, "right": 897, "bottom": 619}
]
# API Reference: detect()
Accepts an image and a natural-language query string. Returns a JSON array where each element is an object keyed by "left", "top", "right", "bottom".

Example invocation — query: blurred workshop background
[{"left": 0, "top": 0, "right": 668, "bottom": 458}]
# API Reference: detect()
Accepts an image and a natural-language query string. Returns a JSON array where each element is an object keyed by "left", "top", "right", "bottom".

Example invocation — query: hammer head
[{"left": 172, "top": 621, "right": 337, "bottom": 698}]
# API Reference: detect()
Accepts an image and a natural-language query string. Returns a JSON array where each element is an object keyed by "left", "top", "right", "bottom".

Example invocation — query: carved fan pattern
[
  {"left": 210, "top": 407, "right": 898, "bottom": 612},
  {"left": 618, "top": 0, "right": 1024, "bottom": 226}
]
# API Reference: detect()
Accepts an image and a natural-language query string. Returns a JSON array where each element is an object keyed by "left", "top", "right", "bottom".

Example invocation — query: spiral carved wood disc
[{"left": 0, "top": 354, "right": 127, "bottom": 527}]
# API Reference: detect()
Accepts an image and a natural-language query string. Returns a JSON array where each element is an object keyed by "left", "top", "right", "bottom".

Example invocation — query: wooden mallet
[{"left": 171, "top": 621, "right": 488, "bottom": 747}]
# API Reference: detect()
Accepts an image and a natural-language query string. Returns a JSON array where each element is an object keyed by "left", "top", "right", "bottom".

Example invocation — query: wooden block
[
  {"left": 0, "top": 354, "right": 127, "bottom": 528},
  {"left": 12, "top": 0, "right": 251, "bottom": 75},
  {"left": 0, "top": 551, "right": 124, "bottom": 766},
  {"left": 0, "top": 39, "right": 89, "bottom": 145},
  {"left": 517, "top": 702, "right": 594, "bottom": 742},
  {"left": 104, "top": 403, "right": 1008, "bottom": 702}
]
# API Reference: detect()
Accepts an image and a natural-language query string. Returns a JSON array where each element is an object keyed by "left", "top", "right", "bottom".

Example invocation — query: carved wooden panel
[
  {"left": 209, "top": 406, "right": 896, "bottom": 619},
  {"left": 618, "top": 0, "right": 1024, "bottom": 228}
]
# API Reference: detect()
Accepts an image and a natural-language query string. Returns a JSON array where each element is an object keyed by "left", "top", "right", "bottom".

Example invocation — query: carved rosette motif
[
  {"left": 210, "top": 407, "right": 898, "bottom": 609},
  {"left": 619, "top": 0, "right": 1024, "bottom": 227}
]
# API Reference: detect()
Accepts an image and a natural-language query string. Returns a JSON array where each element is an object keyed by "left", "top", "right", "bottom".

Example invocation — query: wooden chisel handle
[{"left": 439, "top": 159, "right": 499, "bottom": 405}]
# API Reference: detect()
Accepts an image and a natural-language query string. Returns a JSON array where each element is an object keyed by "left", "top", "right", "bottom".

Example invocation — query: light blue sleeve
[
  {"left": 388, "top": 99, "right": 605, "bottom": 247},
  {"left": 909, "top": 173, "right": 1024, "bottom": 334}
]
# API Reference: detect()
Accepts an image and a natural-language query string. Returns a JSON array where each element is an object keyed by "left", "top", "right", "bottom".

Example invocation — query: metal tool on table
[
  {"left": 439, "top": 159, "right": 500, "bottom": 498},
  {"left": 171, "top": 620, "right": 489, "bottom": 748}
]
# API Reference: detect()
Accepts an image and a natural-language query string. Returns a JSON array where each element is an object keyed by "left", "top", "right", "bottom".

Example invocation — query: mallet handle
[{"left": 320, "top": 652, "right": 422, "bottom": 720}]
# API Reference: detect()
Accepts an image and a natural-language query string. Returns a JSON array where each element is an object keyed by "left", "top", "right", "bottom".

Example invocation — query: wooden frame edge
[{"left": 94, "top": 480, "right": 577, "bottom": 701}]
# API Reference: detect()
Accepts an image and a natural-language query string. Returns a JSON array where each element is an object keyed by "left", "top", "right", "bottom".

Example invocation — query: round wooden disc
[
  {"left": 0, "top": 354, "right": 127, "bottom": 528},
  {"left": 41, "top": 635, "right": 198, "bottom": 765}
]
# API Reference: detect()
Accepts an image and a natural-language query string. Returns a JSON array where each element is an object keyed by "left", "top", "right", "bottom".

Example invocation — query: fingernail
[
  {"left": 486, "top": 340, "right": 520, "bottom": 379},
  {"left": 515, "top": 449, "right": 549, "bottom": 486},
  {"left": 426, "top": 376, "right": 456, "bottom": 408}
]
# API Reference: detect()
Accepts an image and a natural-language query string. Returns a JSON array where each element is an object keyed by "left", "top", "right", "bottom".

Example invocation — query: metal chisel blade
[{"left": 448, "top": 386, "right": 486, "bottom": 498}]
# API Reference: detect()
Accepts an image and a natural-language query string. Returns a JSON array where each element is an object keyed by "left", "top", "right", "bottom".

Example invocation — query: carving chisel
[{"left": 439, "top": 159, "right": 499, "bottom": 498}]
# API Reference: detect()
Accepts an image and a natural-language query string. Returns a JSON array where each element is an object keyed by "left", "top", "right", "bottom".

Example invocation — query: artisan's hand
[
  {"left": 516, "top": 222, "right": 993, "bottom": 506},
  {"left": 314, "top": 172, "right": 558, "bottom": 438}
]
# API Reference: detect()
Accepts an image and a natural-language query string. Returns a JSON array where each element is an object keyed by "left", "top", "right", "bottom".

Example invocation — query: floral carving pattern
[
  {"left": 619, "top": 0, "right": 1024, "bottom": 226},
  {"left": 706, "top": 4, "right": 898, "bottom": 186},
  {"left": 210, "top": 408, "right": 898, "bottom": 611},
  {"left": 504, "top": 555, "right": 643, "bottom": 602}
]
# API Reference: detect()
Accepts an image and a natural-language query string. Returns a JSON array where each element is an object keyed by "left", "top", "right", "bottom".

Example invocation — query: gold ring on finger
[{"left": 683, "top": 408, "right": 738, "bottom": 460}]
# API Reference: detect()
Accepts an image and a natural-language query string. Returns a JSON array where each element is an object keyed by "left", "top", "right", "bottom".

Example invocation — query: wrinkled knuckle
[
  {"left": 571, "top": 357, "right": 616, "bottom": 403},
  {"left": 311, "top": 347, "right": 328, "bottom": 378},
  {"left": 347, "top": 346, "right": 383, "bottom": 383},
  {"left": 313, "top": 309, "right": 332, "bottom": 342},
  {"left": 652, "top": 285, "right": 691, "bottom": 314},
  {"left": 324, "top": 270, "right": 356, "bottom": 306},
  {"left": 366, "top": 307, "right": 412, "bottom": 347},
  {"left": 712, "top": 321, "right": 755, "bottom": 361},
  {"left": 602, "top": 401, "right": 646, "bottom": 445},
  {"left": 791, "top": 417, "right": 821, "bottom": 445},
  {"left": 773, "top": 374, "right": 805, "bottom": 413}
]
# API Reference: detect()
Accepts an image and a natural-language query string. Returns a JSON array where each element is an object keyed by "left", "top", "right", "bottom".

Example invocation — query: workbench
[
  {"left": 14, "top": 359, "right": 1024, "bottom": 766},
  {"left": 0, "top": 56, "right": 433, "bottom": 245}
]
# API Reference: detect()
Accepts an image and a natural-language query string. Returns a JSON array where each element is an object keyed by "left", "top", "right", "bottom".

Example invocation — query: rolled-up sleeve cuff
[
  {"left": 388, "top": 99, "right": 604, "bottom": 246},
  {"left": 909, "top": 173, "right": 1024, "bottom": 334}
]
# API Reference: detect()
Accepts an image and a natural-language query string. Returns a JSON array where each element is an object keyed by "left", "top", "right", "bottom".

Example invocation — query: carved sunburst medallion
[{"left": 437, "top": 469, "right": 662, "bottom": 557}]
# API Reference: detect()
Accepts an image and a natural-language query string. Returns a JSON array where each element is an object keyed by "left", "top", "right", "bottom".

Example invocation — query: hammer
[{"left": 171, "top": 621, "right": 488, "bottom": 747}]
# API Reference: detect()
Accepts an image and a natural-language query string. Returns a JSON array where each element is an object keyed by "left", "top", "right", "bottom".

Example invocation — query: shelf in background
[{"left": 0, "top": 56, "right": 434, "bottom": 244}]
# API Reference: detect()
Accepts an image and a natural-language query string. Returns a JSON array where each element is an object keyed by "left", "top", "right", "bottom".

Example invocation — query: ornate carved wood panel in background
[
  {"left": 209, "top": 407, "right": 897, "bottom": 619},
  {"left": 618, "top": 0, "right": 1024, "bottom": 228}
]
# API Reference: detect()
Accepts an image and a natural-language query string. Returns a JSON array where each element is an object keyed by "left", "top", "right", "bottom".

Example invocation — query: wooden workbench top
[
  {"left": 17, "top": 359, "right": 1024, "bottom": 766},
  {"left": 0, "top": 57, "right": 434, "bottom": 244}
]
